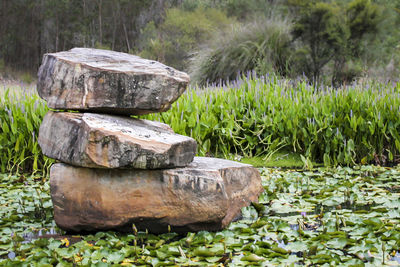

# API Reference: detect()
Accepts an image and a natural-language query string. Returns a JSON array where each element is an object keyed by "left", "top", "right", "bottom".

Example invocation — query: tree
[
  {"left": 0, "top": 0, "right": 168, "bottom": 73},
  {"left": 292, "top": 1, "right": 348, "bottom": 83},
  {"left": 347, "top": 0, "right": 381, "bottom": 54},
  {"left": 290, "top": 0, "right": 383, "bottom": 85},
  {"left": 332, "top": 0, "right": 382, "bottom": 85}
]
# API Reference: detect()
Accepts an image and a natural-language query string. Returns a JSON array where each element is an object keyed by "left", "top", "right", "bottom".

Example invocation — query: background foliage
[
  {"left": 0, "top": 0, "right": 399, "bottom": 85},
  {"left": 138, "top": 7, "right": 234, "bottom": 71}
]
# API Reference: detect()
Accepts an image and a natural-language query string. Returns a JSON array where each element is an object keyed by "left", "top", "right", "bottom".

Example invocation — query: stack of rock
[{"left": 37, "top": 48, "right": 263, "bottom": 233}]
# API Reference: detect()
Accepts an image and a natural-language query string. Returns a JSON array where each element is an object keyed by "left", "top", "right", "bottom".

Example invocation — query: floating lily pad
[{"left": 1, "top": 166, "right": 400, "bottom": 265}]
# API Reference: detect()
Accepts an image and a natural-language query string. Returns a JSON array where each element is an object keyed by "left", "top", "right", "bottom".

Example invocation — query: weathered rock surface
[
  {"left": 50, "top": 157, "right": 263, "bottom": 233},
  {"left": 38, "top": 111, "right": 197, "bottom": 169},
  {"left": 37, "top": 48, "right": 189, "bottom": 115}
]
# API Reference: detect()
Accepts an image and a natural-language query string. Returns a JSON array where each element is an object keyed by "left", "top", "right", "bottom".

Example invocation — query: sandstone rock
[
  {"left": 37, "top": 48, "right": 189, "bottom": 115},
  {"left": 38, "top": 111, "right": 197, "bottom": 169},
  {"left": 50, "top": 157, "right": 263, "bottom": 233}
]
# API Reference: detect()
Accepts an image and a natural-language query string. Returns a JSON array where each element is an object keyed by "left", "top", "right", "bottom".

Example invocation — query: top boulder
[{"left": 37, "top": 48, "right": 190, "bottom": 115}]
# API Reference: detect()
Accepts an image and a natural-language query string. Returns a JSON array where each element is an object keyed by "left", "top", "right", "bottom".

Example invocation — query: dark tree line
[
  {"left": 0, "top": 0, "right": 175, "bottom": 72},
  {"left": 1, "top": 0, "right": 399, "bottom": 84}
]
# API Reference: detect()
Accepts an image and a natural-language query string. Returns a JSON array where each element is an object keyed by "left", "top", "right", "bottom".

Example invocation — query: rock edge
[
  {"left": 38, "top": 111, "right": 197, "bottom": 169},
  {"left": 37, "top": 48, "right": 190, "bottom": 115}
]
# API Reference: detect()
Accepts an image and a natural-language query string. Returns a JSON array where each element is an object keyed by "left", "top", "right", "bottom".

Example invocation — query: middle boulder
[{"left": 38, "top": 111, "right": 197, "bottom": 169}]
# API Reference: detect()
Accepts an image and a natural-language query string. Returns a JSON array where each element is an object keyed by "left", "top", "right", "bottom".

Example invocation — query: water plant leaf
[
  {"left": 285, "top": 241, "right": 308, "bottom": 252},
  {"left": 241, "top": 253, "right": 265, "bottom": 262},
  {"left": 107, "top": 251, "right": 125, "bottom": 264},
  {"left": 327, "top": 238, "right": 348, "bottom": 249}
]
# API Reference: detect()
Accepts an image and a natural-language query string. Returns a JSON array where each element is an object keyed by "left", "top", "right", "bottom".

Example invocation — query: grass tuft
[{"left": 189, "top": 16, "right": 293, "bottom": 86}]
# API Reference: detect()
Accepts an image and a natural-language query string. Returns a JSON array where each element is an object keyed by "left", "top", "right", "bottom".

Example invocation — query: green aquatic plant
[
  {"left": 1, "top": 76, "right": 400, "bottom": 174},
  {"left": 0, "top": 87, "right": 53, "bottom": 175},
  {"left": 144, "top": 74, "right": 400, "bottom": 166},
  {"left": 1, "top": 166, "right": 400, "bottom": 265}
]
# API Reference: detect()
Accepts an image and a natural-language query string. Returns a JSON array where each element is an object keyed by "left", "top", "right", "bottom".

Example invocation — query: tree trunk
[
  {"left": 111, "top": 2, "right": 119, "bottom": 50},
  {"left": 98, "top": 0, "right": 103, "bottom": 45},
  {"left": 123, "top": 22, "right": 130, "bottom": 52}
]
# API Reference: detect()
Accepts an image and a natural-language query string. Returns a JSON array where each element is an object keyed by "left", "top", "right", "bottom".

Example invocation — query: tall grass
[
  {"left": 190, "top": 17, "right": 292, "bottom": 86},
  {"left": 0, "top": 76, "right": 399, "bottom": 174},
  {"left": 0, "top": 84, "right": 52, "bottom": 174},
  {"left": 145, "top": 73, "right": 400, "bottom": 166}
]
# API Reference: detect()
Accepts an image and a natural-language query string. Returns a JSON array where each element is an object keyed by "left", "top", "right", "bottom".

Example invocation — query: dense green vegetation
[
  {"left": 138, "top": 7, "right": 235, "bottom": 71},
  {"left": 189, "top": 17, "right": 293, "bottom": 86},
  {"left": 145, "top": 75, "right": 400, "bottom": 167},
  {"left": 0, "top": 0, "right": 166, "bottom": 71},
  {"left": 1, "top": 0, "right": 399, "bottom": 85},
  {"left": 1, "top": 166, "right": 400, "bottom": 265},
  {"left": 1, "top": 76, "right": 400, "bottom": 174},
  {"left": 0, "top": 87, "right": 52, "bottom": 175}
]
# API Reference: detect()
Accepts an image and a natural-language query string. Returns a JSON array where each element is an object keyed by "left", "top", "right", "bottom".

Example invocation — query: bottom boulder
[{"left": 50, "top": 157, "right": 263, "bottom": 233}]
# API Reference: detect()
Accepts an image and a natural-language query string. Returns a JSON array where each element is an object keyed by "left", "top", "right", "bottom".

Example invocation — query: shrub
[
  {"left": 190, "top": 17, "right": 293, "bottom": 85},
  {"left": 188, "top": 0, "right": 386, "bottom": 86},
  {"left": 138, "top": 7, "right": 234, "bottom": 71}
]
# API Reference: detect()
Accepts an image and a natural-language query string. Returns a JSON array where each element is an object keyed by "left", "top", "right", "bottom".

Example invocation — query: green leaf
[
  {"left": 107, "top": 251, "right": 125, "bottom": 264},
  {"left": 241, "top": 253, "right": 265, "bottom": 262},
  {"left": 327, "top": 238, "right": 348, "bottom": 249},
  {"left": 193, "top": 246, "right": 215, "bottom": 257},
  {"left": 286, "top": 241, "right": 308, "bottom": 252}
]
